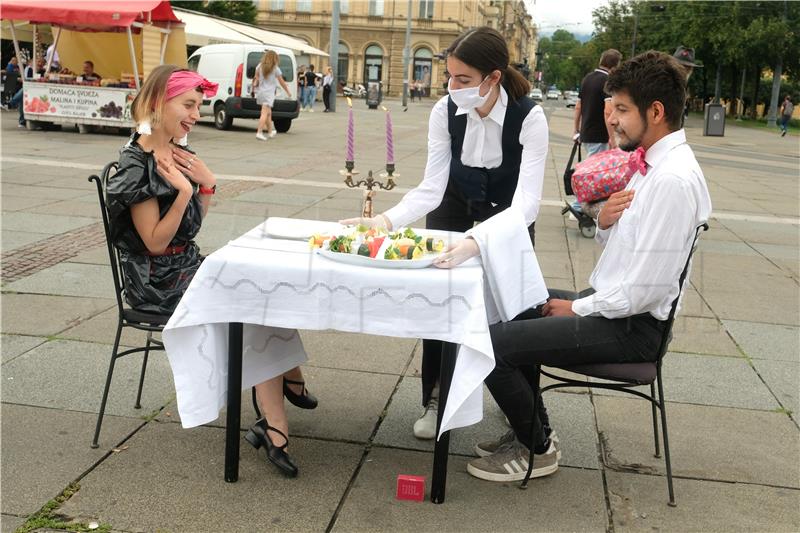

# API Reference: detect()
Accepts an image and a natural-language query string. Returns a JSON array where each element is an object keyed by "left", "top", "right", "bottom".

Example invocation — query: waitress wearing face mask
[{"left": 342, "top": 26, "right": 549, "bottom": 440}]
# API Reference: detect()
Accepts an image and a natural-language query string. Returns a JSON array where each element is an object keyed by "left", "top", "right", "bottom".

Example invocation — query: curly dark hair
[{"left": 605, "top": 51, "right": 687, "bottom": 131}]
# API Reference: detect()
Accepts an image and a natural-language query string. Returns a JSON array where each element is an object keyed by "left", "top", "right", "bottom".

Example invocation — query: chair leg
[
  {"left": 92, "top": 323, "right": 123, "bottom": 448},
  {"left": 520, "top": 364, "right": 541, "bottom": 489},
  {"left": 251, "top": 386, "right": 261, "bottom": 418},
  {"left": 650, "top": 382, "right": 661, "bottom": 458},
  {"left": 656, "top": 370, "right": 677, "bottom": 507},
  {"left": 134, "top": 332, "right": 152, "bottom": 409}
]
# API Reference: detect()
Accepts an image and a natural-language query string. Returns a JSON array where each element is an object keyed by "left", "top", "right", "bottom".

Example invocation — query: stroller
[{"left": 561, "top": 140, "right": 599, "bottom": 238}]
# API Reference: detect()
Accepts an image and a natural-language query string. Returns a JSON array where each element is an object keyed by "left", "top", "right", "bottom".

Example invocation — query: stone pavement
[{"left": 1, "top": 97, "right": 798, "bottom": 533}]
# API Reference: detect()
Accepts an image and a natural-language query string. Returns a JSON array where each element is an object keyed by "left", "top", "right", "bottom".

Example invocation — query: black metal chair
[
  {"left": 523, "top": 223, "right": 709, "bottom": 506},
  {"left": 88, "top": 162, "right": 171, "bottom": 448}
]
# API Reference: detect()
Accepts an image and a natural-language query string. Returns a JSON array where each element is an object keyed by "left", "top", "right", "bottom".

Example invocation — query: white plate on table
[
  {"left": 265, "top": 217, "right": 344, "bottom": 241},
  {"left": 316, "top": 249, "right": 441, "bottom": 269}
]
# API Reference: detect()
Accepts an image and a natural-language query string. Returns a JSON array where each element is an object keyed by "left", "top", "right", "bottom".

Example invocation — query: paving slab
[
  {"left": 205, "top": 198, "right": 286, "bottom": 218},
  {"left": 1, "top": 404, "right": 141, "bottom": 516},
  {"left": 723, "top": 319, "right": 800, "bottom": 362},
  {"left": 5, "top": 262, "right": 115, "bottom": 299},
  {"left": 0, "top": 515, "right": 24, "bottom": 533},
  {"left": 299, "top": 329, "right": 417, "bottom": 375},
  {"left": 669, "top": 316, "right": 741, "bottom": 356},
  {"left": 332, "top": 447, "right": 607, "bottom": 532},
  {"left": 697, "top": 271, "right": 799, "bottom": 326},
  {"left": 607, "top": 471, "right": 800, "bottom": 532},
  {"left": 0, "top": 184, "right": 89, "bottom": 201},
  {"left": 193, "top": 213, "right": 268, "bottom": 253},
  {"left": 1, "top": 194, "right": 60, "bottom": 211},
  {"left": 0, "top": 212, "right": 95, "bottom": 235},
  {"left": 751, "top": 358, "right": 800, "bottom": 415},
  {"left": 1, "top": 334, "right": 46, "bottom": 364},
  {"left": 58, "top": 307, "right": 149, "bottom": 349},
  {"left": 594, "top": 396, "right": 800, "bottom": 487},
  {"left": 57, "top": 422, "right": 362, "bottom": 533},
  {"left": 68, "top": 245, "right": 109, "bottom": 265},
  {"left": 678, "top": 287, "right": 716, "bottom": 318},
  {"left": 718, "top": 219, "right": 800, "bottom": 247},
  {"left": 374, "top": 377, "right": 599, "bottom": 469},
  {"left": 26, "top": 198, "right": 103, "bottom": 218},
  {"left": 0, "top": 229, "right": 49, "bottom": 251},
  {"left": 1, "top": 339, "right": 176, "bottom": 432},
  {"left": 591, "top": 352, "right": 778, "bottom": 410},
  {"left": 0, "top": 293, "right": 112, "bottom": 337}
]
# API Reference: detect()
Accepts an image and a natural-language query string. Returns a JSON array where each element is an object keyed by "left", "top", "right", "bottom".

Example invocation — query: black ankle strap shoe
[{"left": 283, "top": 378, "right": 318, "bottom": 410}]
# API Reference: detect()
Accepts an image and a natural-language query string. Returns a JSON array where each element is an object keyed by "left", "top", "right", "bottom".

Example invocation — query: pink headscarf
[{"left": 165, "top": 70, "right": 218, "bottom": 100}]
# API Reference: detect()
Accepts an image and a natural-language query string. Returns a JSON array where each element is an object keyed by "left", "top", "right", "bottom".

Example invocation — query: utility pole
[
  {"left": 402, "top": 0, "right": 412, "bottom": 107},
  {"left": 767, "top": 0, "right": 787, "bottom": 127},
  {"left": 329, "top": 0, "right": 340, "bottom": 112}
]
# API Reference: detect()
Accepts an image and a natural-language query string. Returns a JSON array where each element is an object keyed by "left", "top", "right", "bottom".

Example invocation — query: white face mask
[{"left": 448, "top": 75, "right": 492, "bottom": 109}]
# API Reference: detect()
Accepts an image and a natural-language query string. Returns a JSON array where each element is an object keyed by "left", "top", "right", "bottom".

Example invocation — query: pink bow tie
[{"left": 628, "top": 146, "right": 648, "bottom": 175}]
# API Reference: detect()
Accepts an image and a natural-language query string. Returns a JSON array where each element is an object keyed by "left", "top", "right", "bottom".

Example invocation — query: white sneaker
[
  {"left": 412, "top": 398, "right": 438, "bottom": 440},
  {"left": 268, "top": 130, "right": 277, "bottom": 138},
  {"left": 308, "top": 108, "right": 314, "bottom": 113},
  {"left": 256, "top": 132, "right": 268, "bottom": 141}
]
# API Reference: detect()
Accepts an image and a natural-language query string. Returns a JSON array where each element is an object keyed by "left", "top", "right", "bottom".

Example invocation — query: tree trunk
[
  {"left": 701, "top": 64, "right": 708, "bottom": 103},
  {"left": 750, "top": 65, "right": 761, "bottom": 119},
  {"left": 728, "top": 65, "right": 738, "bottom": 116},
  {"left": 713, "top": 63, "right": 722, "bottom": 103},
  {"left": 766, "top": 56, "right": 782, "bottom": 127}
]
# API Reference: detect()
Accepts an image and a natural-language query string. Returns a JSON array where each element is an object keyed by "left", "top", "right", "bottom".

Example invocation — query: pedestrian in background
[
  {"left": 253, "top": 50, "right": 292, "bottom": 141},
  {"left": 302, "top": 64, "right": 317, "bottom": 112},
  {"left": 322, "top": 66, "right": 333, "bottom": 112},
  {"left": 573, "top": 49, "right": 622, "bottom": 156},
  {"left": 779, "top": 95, "right": 793, "bottom": 137},
  {"left": 672, "top": 46, "right": 702, "bottom": 125},
  {"left": 297, "top": 65, "right": 306, "bottom": 108}
]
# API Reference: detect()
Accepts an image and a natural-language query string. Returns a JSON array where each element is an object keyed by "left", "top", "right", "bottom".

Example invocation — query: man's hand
[
  {"left": 597, "top": 189, "right": 635, "bottom": 230},
  {"left": 541, "top": 299, "right": 576, "bottom": 317}
]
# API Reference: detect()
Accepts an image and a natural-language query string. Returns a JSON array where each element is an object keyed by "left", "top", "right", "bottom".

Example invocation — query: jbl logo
[{"left": 396, "top": 475, "right": 425, "bottom": 502}]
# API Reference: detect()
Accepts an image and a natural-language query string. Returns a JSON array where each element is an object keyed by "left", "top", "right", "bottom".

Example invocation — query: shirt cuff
[
  {"left": 382, "top": 204, "right": 411, "bottom": 230},
  {"left": 571, "top": 295, "right": 597, "bottom": 317},
  {"left": 594, "top": 225, "right": 612, "bottom": 245}
]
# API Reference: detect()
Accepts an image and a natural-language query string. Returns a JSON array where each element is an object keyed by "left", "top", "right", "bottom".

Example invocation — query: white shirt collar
[
  {"left": 645, "top": 129, "right": 686, "bottom": 169},
  {"left": 455, "top": 84, "right": 508, "bottom": 127},
  {"left": 594, "top": 68, "right": 609, "bottom": 75}
]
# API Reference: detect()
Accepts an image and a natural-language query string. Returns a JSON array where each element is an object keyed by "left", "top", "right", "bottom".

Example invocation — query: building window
[
  {"left": 270, "top": 0, "right": 284, "bottom": 9},
  {"left": 369, "top": 0, "right": 384, "bottom": 16},
  {"left": 364, "top": 44, "right": 383, "bottom": 83},
  {"left": 296, "top": 0, "right": 311, "bottom": 12},
  {"left": 337, "top": 41, "right": 349, "bottom": 86},
  {"left": 413, "top": 47, "right": 433, "bottom": 96},
  {"left": 419, "top": 0, "right": 434, "bottom": 19},
  {"left": 340, "top": 0, "right": 348, "bottom": 14}
]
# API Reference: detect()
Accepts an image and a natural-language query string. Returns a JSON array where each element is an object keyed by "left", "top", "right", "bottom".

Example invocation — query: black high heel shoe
[
  {"left": 283, "top": 378, "right": 318, "bottom": 410},
  {"left": 244, "top": 418, "right": 298, "bottom": 478}
]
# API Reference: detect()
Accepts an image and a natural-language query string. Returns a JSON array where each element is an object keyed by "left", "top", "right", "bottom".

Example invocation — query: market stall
[{"left": 1, "top": 0, "right": 186, "bottom": 133}]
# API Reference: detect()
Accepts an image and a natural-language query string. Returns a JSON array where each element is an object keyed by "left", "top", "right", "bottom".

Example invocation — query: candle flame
[{"left": 347, "top": 97, "right": 352, "bottom": 107}]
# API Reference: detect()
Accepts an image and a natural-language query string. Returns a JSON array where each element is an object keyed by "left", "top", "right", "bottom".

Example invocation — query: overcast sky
[{"left": 527, "top": 0, "right": 610, "bottom": 39}]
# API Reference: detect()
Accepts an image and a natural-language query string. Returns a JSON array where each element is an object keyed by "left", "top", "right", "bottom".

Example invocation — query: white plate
[
  {"left": 316, "top": 248, "right": 440, "bottom": 269},
  {"left": 264, "top": 217, "right": 344, "bottom": 241}
]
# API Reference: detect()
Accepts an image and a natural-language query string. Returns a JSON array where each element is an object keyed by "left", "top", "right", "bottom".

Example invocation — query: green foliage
[
  {"left": 16, "top": 483, "right": 113, "bottom": 533},
  {"left": 173, "top": 0, "right": 258, "bottom": 24}
]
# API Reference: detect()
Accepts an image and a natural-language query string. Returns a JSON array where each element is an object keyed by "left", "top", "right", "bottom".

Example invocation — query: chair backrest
[
  {"left": 88, "top": 162, "right": 126, "bottom": 316},
  {"left": 655, "top": 222, "right": 709, "bottom": 360}
]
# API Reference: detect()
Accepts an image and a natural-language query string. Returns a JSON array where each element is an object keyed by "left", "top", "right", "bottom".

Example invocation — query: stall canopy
[
  {"left": 173, "top": 7, "right": 328, "bottom": 57},
  {"left": 1, "top": 0, "right": 180, "bottom": 29}
]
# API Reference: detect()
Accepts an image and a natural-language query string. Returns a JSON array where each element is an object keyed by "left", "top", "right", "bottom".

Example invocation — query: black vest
[{"left": 447, "top": 94, "right": 536, "bottom": 207}]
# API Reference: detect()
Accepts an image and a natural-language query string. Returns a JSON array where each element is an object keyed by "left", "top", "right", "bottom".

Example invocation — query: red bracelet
[{"left": 199, "top": 185, "right": 216, "bottom": 195}]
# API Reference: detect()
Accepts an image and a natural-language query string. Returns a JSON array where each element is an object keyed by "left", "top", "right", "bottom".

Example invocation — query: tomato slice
[{"left": 368, "top": 236, "right": 385, "bottom": 258}]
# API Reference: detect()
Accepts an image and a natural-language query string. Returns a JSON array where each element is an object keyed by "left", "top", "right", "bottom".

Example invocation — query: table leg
[
  {"left": 430, "top": 341, "right": 458, "bottom": 504},
  {"left": 225, "top": 322, "right": 244, "bottom": 483}
]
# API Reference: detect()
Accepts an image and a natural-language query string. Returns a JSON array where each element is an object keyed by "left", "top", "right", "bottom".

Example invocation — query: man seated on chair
[{"left": 466, "top": 50, "right": 712, "bottom": 483}]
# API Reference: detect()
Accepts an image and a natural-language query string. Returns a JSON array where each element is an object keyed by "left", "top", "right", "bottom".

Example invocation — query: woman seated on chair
[{"left": 106, "top": 64, "right": 317, "bottom": 478}]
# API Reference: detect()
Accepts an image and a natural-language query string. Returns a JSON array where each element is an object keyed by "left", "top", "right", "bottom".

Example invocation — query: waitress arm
[{"left": 510, "top": 104, "right": 549, "bottom": 226}]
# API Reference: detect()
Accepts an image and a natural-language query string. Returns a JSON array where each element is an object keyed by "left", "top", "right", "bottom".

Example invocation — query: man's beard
[{"left": 616, "top": 122, "right": 647, "bottom": 152}]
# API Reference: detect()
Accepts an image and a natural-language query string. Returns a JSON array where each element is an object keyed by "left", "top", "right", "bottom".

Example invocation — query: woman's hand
[
  {"left": 171, "top": 146, "right": 216, "bottom": 188},
  {"left": 432, "top": 238, "right": 479, "bottom": 269},
  {"left": 339, "top": 214, "right": 392, "bottom": 230},
  {"left": 156, "top": 155, "right": 192, "bottom": 195}
]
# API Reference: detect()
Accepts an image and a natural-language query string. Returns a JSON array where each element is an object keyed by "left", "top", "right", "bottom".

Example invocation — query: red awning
[{"left": 0, "top": 0, "right": 181, "bottom": 29}]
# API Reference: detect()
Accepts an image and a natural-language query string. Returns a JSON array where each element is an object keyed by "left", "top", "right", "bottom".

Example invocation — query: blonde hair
[
  {"left": 131, "top": 64, "right": 182, "bottom": 127},
  {"left": 259, "top": 50, "right": 279, "bottom": 78}
]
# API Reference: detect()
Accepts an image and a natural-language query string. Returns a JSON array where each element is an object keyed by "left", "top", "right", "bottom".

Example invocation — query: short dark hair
[
  {"left": 605, "top": 50, "right": 687, "bottom": 131},
  {"left": 599, "top": 49, "right": 622, "bottom": 69},
  {"left": 84, "top": 60, "right": 94, "bottom": 68}
]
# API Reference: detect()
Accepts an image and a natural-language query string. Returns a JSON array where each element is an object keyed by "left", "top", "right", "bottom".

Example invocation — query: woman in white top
[
  {"left": 322, "top": 66, "right": 334, "bottom": 112},
  {"left": 253, "top": 50, "right": 291, "bottom": 141},
  {"left": 342, "top": 26, "right": 549, "bottom": 440}
]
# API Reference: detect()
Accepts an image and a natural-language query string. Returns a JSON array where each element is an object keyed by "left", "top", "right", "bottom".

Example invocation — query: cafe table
[{"left": 162, "top": 217, "right": 545, "bottom": 503}]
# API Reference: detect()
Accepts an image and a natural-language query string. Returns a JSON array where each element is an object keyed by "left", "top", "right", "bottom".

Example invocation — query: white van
[{"left": 187, "top": 43, "right": 299, "bottom": 132}]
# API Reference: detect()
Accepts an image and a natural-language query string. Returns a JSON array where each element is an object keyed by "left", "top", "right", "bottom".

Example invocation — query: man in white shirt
[{"left": 467, "top": 50, "right": 712, "bottom": 483}]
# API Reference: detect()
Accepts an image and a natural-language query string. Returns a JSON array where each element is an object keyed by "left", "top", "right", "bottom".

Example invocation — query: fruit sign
[{"left": 23, "top": 84, "right": 134, "bottom": 124}]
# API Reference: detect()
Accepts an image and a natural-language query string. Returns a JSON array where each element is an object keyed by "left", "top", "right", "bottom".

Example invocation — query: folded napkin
[{"left": 466, "top": 207, "right": 549, "bottom": 323}]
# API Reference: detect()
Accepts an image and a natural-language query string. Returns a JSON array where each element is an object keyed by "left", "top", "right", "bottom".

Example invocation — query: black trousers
[
  {"left": 421, "top": 182, "right": 536, "bottom": 405},
  {"left": 322, "top": 86, "right": 331, "bottom": 110},
  {"left": 485, "top": 288, "right": 667, "bottom": 451}
]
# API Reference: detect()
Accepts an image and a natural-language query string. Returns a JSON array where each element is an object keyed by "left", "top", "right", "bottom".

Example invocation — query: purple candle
[
  {"left": 346, "top": 97, "right": 355, "bottom": 162},
  {"left": 384, "top": 106, "right": 394, "bottom": 165}
]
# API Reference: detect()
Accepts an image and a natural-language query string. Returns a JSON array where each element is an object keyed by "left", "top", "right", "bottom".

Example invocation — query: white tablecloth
[{"left": 162, "top": 218, "right": 546, "bottom": 436}]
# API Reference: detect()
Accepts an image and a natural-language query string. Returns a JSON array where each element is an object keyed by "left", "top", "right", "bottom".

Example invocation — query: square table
[{"left": 162, "top": 219, "right": 500, "bottom": 503}]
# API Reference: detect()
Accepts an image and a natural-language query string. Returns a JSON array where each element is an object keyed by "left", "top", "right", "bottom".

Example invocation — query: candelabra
[{"left": 340, "top": 162, "right": 398, "bottom": 218}]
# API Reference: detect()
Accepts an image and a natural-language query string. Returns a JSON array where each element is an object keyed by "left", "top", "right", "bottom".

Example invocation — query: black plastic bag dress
[{"left": 106, "top": 134, "right": 204, "bottom": 315}]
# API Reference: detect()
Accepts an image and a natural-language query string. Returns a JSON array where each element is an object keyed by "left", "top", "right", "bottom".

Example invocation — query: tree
[{"left": 173, "top": 0, "right": 258, "bottom": 25}]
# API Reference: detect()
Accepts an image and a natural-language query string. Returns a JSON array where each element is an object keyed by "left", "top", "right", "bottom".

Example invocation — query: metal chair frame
[{"left": 88, "top": 162, "right": 171, "bottom": 448}]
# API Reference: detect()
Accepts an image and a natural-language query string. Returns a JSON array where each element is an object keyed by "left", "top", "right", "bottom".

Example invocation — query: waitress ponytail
[{"left": 446, "top": 26, "right": 530, "bottom": 102}]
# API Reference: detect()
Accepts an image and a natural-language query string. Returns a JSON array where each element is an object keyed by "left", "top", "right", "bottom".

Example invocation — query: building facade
[{"left": 254, "top": 0, "right": 536, "bottom": 97}]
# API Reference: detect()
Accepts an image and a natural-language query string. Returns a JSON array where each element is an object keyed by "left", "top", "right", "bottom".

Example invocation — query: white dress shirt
[
  {"left": 383, "top": 85, "right": 548, "bottom": 238},
  {"left": 572, "top": 130, "right": 712, "bottom": 320}
]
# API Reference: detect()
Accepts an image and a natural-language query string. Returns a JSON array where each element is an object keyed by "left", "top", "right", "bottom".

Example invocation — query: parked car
[
  {"left": 529, "top": 88, "right": 543, "bottom": 102},
  {"left": 188, "top": 43, "right": 299, "bottom": 132},
  {"left": 546, "top": 89, "right": 560, "bottom": 100},
  {"left": 566, "top": 92, "right": 579, "bottom": 108}
]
